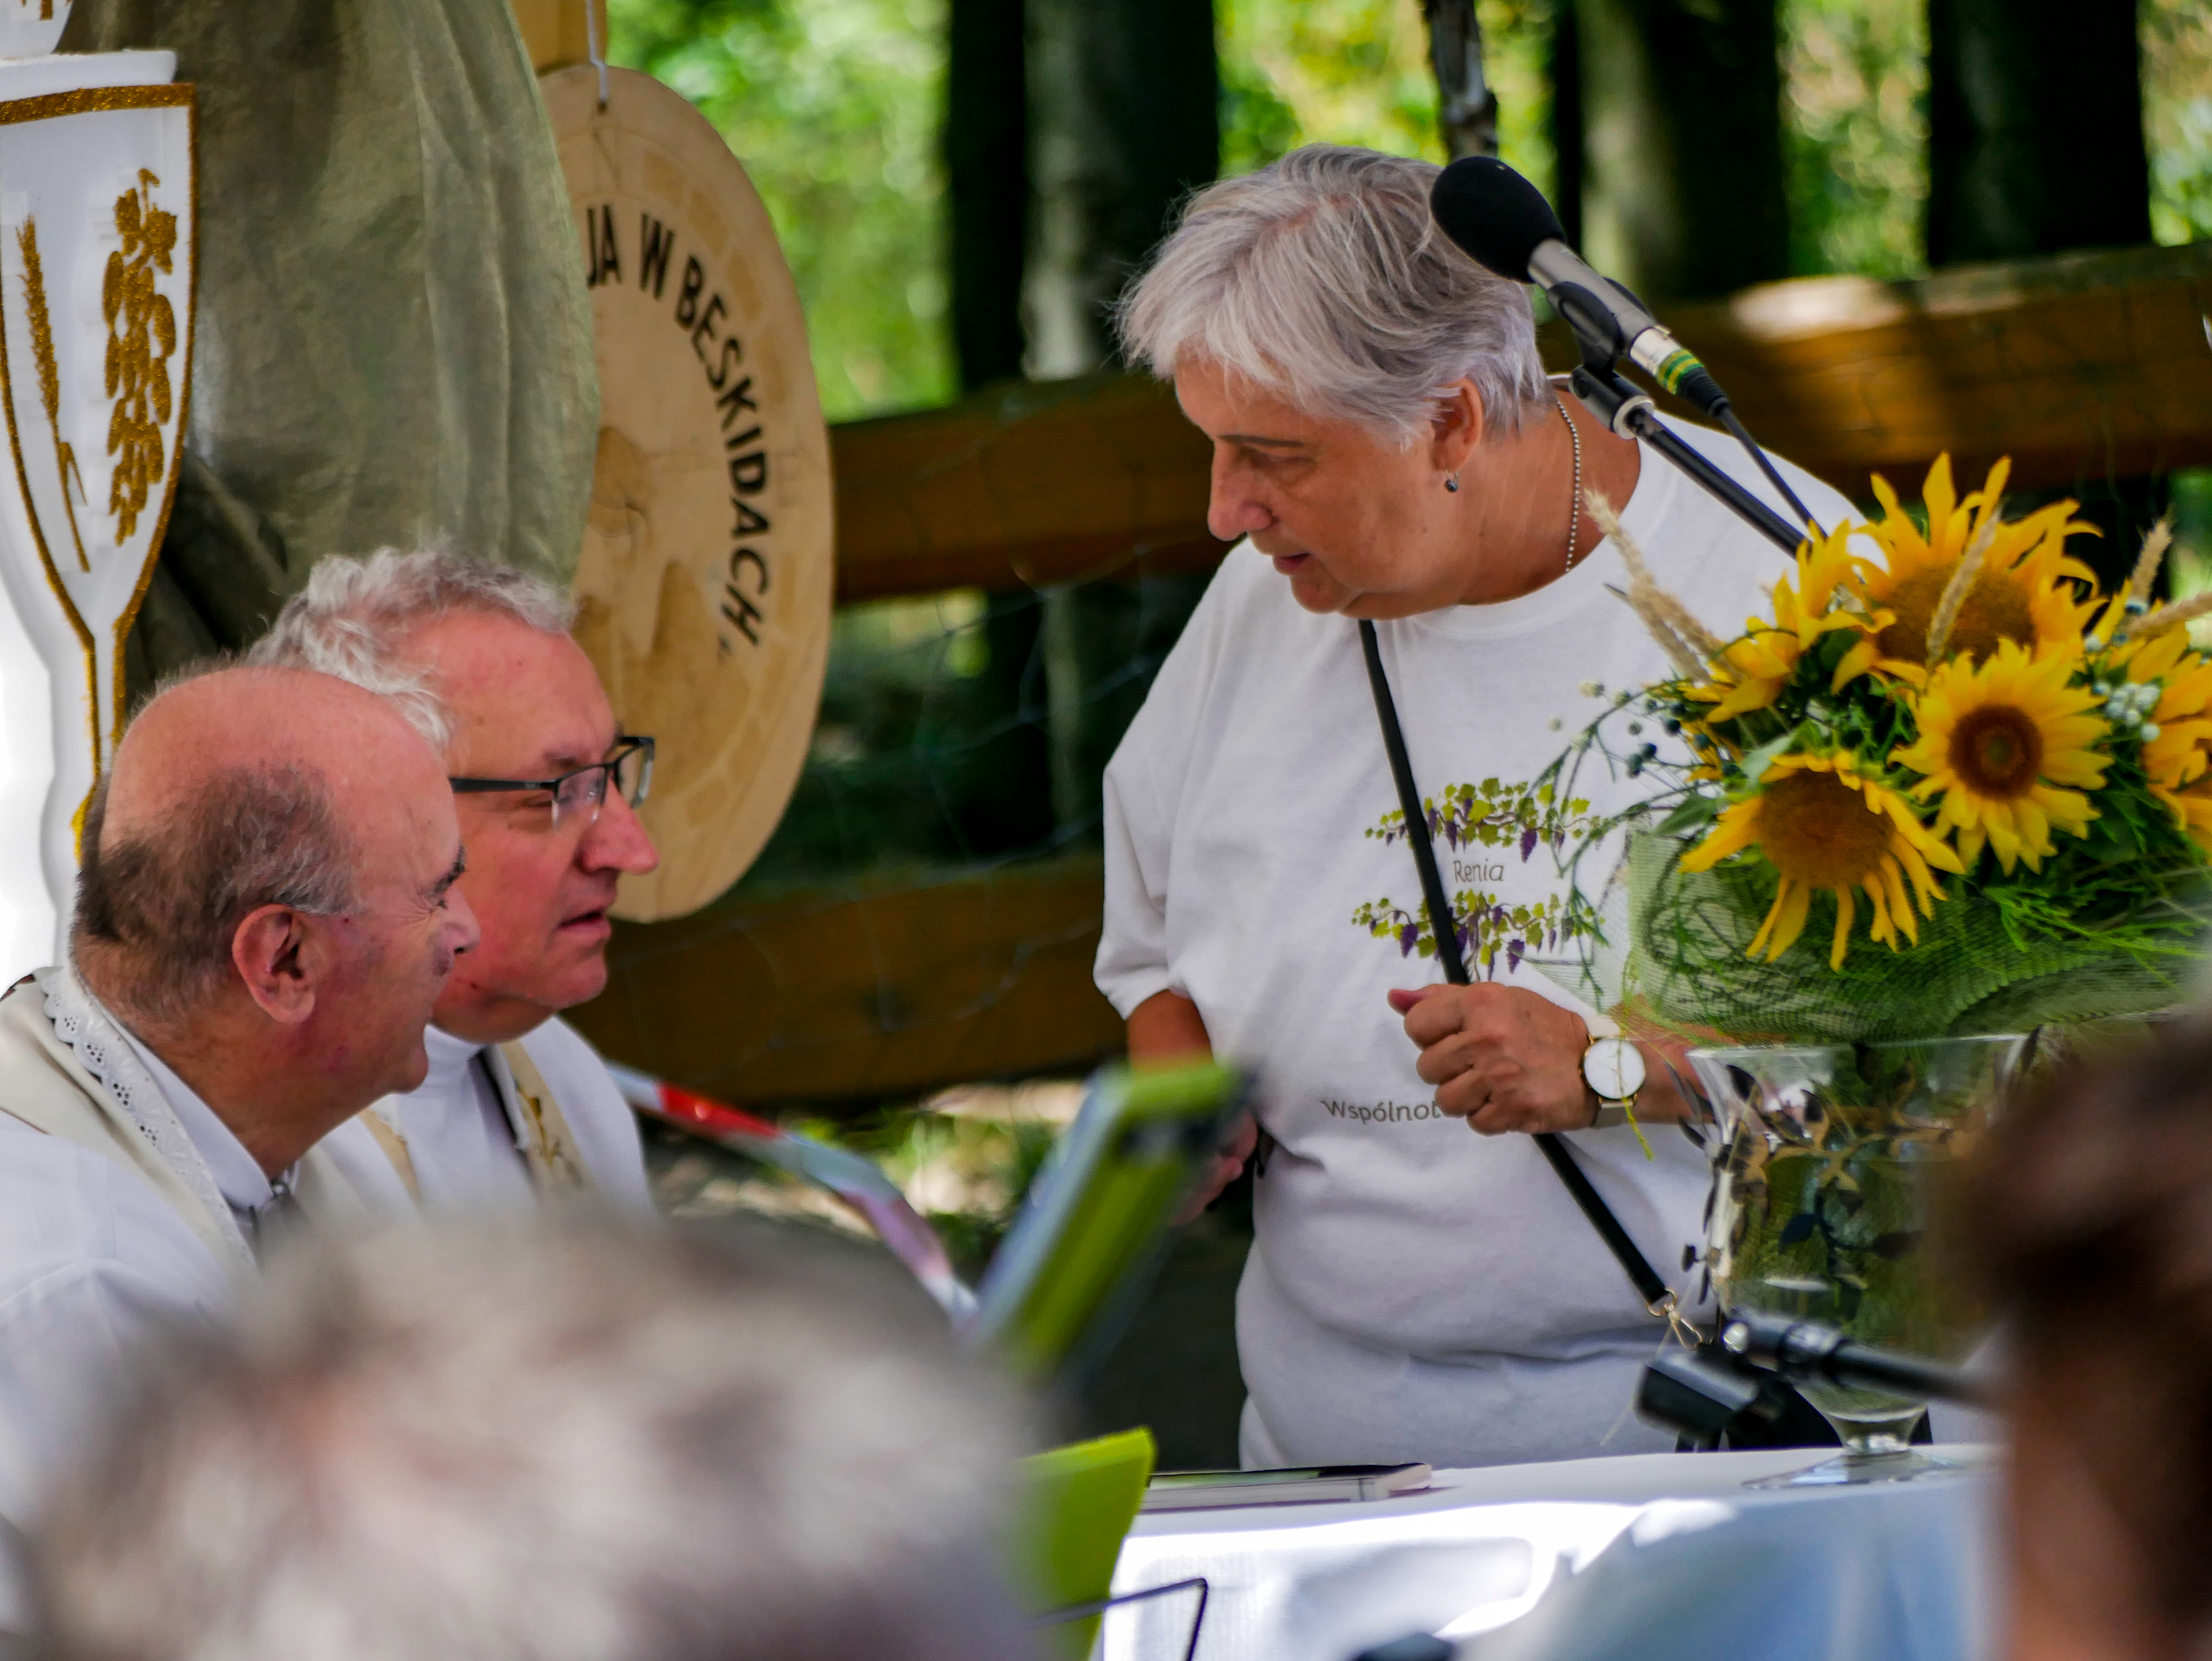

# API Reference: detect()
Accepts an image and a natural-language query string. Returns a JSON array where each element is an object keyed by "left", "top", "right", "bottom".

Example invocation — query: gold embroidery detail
[
  {"left": 514, "top": 1086, "right": 587, "bottom": 1191},
  {"left": 103, "top": 171, "right": 176, "bottom": 546},
  {"left": 0, "top": 87, "right": 195, "bottom": 127},
  {"left": 498, "top": 1041, "right": 593, "bottom": 1195},
  {"left": 16, "top": 219, "right": 89, "bottom": 570},
  {"left": 0, "top": 85, "right": 197, "bottom": 819},
  {"left": 358, "top": 1109, "right": 422, "bottom": 1203}
]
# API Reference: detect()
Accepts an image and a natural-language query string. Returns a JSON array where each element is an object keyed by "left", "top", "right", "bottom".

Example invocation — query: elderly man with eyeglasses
[{"left": 253, "top": 553, "right": 660, "bottom": 1213}]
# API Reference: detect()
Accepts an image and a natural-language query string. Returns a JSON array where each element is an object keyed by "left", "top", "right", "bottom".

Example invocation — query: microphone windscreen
[{"left": 1429, "top": 156, "right": 1566, "bottom": 283}]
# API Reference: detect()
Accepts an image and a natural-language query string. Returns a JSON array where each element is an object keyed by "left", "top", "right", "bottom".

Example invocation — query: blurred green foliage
[
  {"left": 1218, "top": 0, "right": 1560, "bottom": 200},
  {"left": 1781, "top": 0, "right": 1927, "bottom": 279},
  {"left": 2145, "top": 0, "right": 2212, "bottom": 245},
  {"left": 609, "top": 0, "right": 2212, "bottom": 429},
  {"left": 607, "top": 0, "right": 956, "bottom": 421}
]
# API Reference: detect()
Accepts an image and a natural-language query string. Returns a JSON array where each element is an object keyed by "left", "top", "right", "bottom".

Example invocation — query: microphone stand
[
  {"left": 1636, "top": 1308, "right": 1988, "bottom": 1452},
  {"left": 1567, "top": 362, "right": 1804, "bottom": 558},
  {"left": 1720, "top": 1309, "right": 1989, "bottom": 1408}
]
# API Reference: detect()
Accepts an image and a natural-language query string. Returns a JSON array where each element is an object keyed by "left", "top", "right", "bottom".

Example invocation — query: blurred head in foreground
[
  {"left": 32, "top": 1219, "right": 1035, "bottom": 1661},
  {"left": 1956, "top": 1023, "right": 2212, "bottom": 1661}
]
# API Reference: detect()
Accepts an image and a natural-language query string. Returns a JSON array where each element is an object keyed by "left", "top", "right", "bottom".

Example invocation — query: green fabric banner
[{"left": 62, "top": 0, "right": 599, "bottom": 689}]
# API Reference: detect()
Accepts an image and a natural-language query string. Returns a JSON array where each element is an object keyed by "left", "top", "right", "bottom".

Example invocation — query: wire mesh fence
[{"left": 573, "top": 550, "right": 1217, "bottom": 1118}]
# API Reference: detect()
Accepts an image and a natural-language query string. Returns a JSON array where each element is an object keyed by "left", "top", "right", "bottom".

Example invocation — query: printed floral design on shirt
[{"left": 1351, "top": 777, "right": 1600, "bottom": 978}]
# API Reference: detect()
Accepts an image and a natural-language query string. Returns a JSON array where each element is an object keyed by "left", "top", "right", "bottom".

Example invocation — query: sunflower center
[
  {"left": 1949, "top": 703, "right": 2044, "bottom": 798},
  {"left": 1874, "top": 566, "right": 2036, "bottom": 665},
  {"left": 1755, "top": 770, "right": 1890, "bottom": 889}
]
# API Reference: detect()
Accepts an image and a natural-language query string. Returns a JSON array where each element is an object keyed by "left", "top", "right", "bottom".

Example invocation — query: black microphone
[{"left": 1430, "top": 155, "right": 1730, "bottom": 421}]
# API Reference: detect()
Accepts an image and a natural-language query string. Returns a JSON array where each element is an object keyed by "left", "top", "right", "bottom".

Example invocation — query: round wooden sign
[{"left": 541, "top": 64, "right": 833, "bottom": 922}]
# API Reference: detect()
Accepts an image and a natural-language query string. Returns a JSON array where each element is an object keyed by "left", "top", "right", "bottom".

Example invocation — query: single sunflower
[
  {"left": 1679, "top": 752, "right": 1963, "bottom": 970},
  {"left": 1688, "top": 526, "right": 1870, "bottom": 721},
  {"left": 1895, "top": 639, "right": 2109, "bottom": 872},
  {"left": 1834, "top": 456, "right": 2099, "bottom": 688}
]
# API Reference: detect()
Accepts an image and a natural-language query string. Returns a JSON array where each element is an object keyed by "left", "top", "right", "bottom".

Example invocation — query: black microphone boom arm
[{"left": 1567, "top": 366, "right": 1803, "bottom": 557}]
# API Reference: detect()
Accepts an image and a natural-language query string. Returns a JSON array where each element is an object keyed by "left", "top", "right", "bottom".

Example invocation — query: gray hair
[
  {"left": 249, "top": 550, "right": 578, "bottom": 751},
  {"left": 71, "top": 759, "right": 355, "bottom": 1030},
  {"left": 33, "top": 1219, "right": 1036, "bottom": 1661},
  {"left": 1116, "top": 143, "right": 1551, "bottom": 444}
]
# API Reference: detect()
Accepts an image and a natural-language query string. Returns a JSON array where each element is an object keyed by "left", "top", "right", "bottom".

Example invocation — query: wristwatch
[{"left": 1580, "top": 1034, "right": 1646, "bottom": 1129}]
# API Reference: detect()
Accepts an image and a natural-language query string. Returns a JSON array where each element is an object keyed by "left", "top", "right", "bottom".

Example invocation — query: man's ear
[
  {"left": 230, "top": 905, "right": 322, "bottom": 1027},
  {"left": 1430, "top": 379, "right": 1486, "bottom": 476}
]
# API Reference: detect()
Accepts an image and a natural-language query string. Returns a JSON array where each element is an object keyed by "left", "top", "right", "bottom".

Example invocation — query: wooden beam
[
  {"left": 569, "top": 855, "right": 1123, "bottom": 1105},
  {"left": 831, "top": 372, "right": 1228, "bottom": 603},
  {"left": 831, "top": 241, "right": 2212, "bottom": 601},
  {"left": 1626, "top": 240, "right": 2212, "bottom": 495}
]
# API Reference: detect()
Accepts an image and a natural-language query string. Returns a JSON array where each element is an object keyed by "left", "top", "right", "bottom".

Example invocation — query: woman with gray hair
[{"left": 1095, "top": 144, "right": 1851, "bottom": 1467}]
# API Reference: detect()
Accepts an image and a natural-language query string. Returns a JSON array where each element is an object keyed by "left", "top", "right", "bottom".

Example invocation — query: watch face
[{"left": 1584, "top": 1038, "right": 1647, "bottom": 1100}]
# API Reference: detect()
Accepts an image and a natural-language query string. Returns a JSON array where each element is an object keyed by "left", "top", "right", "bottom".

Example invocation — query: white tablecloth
[{"left": 1102, "top": 1447, "right": 1996, "bottom": 1661}]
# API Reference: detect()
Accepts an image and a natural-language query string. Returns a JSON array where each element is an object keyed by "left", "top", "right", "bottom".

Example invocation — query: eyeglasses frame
[{"left": 448, "top": 734, "right": 656, "bottom": 829}]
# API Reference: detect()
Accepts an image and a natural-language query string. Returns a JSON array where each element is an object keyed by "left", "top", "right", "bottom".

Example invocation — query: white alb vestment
[
  {"left": 331, "top": 1017, "right": 654, "bottom": 1216},
  {"left": 1096, "top": 421, "right": 1854, "bottom": 1469},
  {"left": 0, "top": 968, "right": 391, "bottom": 1636}
]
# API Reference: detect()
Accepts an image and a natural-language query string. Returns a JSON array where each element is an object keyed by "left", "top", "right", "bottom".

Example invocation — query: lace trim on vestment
[{"left": 39, "top": 966, "right": 255, "bottom": 1267}]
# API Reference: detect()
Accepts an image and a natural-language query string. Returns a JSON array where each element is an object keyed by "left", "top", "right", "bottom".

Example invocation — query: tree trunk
[
  {"left": 1926, "top": 0, "right": 2151, "bottom": 266},
  {"left": 1025, "top": 0, "right": 1217, "bottom": 837},
  {"left": 945, "top": 0, "right": 1051, "bottom": 854},
  {"left": 1570, "top": 0, "right": 1787, "bottom": 302},
  {"left": 1926, "top": 1, "right": 2158, "bottom": 598},
  {"left": 1550, "top": 1, "right": 1584, "bottom": 248},
  {"left": 1425, "top": 0, "right": 1499, "bottom": 160},
  {"left": 1024, "top": 0, "right": 1218, "bottom": 377},
  {"left": 945, "top": 0, "right": 1029, "bottom": 390}
]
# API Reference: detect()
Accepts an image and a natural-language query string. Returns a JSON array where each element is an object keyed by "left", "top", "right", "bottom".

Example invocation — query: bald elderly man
[
  {"left": 0, "top": 664, "right": 479, "bottom": 1636},
  {"left": 254, "top": 552, "right": 656, "bottom": 1212}
]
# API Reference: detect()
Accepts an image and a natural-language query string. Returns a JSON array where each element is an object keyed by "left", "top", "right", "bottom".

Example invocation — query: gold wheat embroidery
[
  {"left": 17, "top": 218, "right": 89, "bottom": 572},
  {"left": 103, "top": 170, "right": 177, "bottom": 546}
]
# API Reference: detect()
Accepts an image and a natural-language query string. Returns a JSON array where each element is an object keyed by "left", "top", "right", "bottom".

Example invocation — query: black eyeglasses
[{"left": 450, "top": 736, "right": 655, "bottom": 831}]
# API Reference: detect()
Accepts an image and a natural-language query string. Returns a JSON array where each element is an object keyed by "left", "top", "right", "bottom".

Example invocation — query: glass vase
[{"left": 1688, "top": 1034, "right": 2026, "bottom": 1485}]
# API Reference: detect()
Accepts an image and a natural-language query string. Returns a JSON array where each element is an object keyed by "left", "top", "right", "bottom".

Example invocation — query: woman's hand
[
  {"left": 1388, "top": 983, "right": 1593, "bottom": 1134},
  {"left": 1177, "top": 1108, "right": 1259, "bottom": 1223}
]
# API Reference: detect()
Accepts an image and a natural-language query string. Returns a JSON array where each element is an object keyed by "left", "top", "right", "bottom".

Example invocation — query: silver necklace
[{"left": 1554, "top": 389, "right": 1584, "bottom": 572}]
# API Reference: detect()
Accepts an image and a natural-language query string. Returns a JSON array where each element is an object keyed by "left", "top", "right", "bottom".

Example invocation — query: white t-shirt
[{"left": 1096, "top": 421, "right": 1853, "bottom": 1469}]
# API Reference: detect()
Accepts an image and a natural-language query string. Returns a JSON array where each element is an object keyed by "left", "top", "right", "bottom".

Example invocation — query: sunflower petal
[{"left": 1763, "top": 880, "right": 1813, "bottom": 962}]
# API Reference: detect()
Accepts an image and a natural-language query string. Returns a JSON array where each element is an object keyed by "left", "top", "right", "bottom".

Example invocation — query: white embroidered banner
[{"left": 0, "top": 60, "right": 192, "bottom": 970}]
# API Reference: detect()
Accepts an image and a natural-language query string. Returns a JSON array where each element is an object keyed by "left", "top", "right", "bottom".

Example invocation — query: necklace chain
[{"left": 1554, "top": 389, "right": 1584, "bottom": 572}]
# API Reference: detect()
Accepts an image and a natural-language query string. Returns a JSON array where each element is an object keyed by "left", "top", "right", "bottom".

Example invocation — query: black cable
[
  {"left": 1717, "top": 404, "right": 1825, "bottom": 541},
  {"left": 1358, "top": 620, "right": 1470, "bottom": 986},
  {"left": 1033, "top": 1576, "right": 1210, "bottom": 1661},
  {"left": 1358, "top": 622, "right": 1671, "bottom": 1311}
]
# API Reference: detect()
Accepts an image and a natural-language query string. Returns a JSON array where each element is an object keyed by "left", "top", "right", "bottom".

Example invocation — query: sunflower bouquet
[{"left": 1543, "top": 456, "right": 2212, "bottom": 1046}]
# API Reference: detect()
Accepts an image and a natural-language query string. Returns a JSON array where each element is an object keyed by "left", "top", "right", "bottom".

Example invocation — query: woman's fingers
[
  {"left": 1400, "top": 985, "right": 1590, "bottom": 1133},
  {"left": 1395, "top": 984, "right": 1466, "bottom": 1042}
]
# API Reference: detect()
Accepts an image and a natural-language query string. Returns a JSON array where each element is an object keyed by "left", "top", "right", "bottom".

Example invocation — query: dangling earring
[{"left": 1444, "top": 472, "right": 1460, "bottom": 493}]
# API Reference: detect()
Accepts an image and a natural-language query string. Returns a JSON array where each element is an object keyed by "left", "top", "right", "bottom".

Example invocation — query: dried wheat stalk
[
  {"left": 1586, "top": 487, "right": 1727, "bottom": 669},
  {"left": 2124, "top": 588, "right": 2212, "bottom": 642},
  {"left": 1924, "top": 507, "right": 2002, "bottom": 663}
]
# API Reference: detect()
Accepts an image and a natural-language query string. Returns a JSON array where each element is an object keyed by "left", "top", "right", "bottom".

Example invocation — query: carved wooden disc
[{"left": 541, "top": 65, "right": 832, "bottom": 922}]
